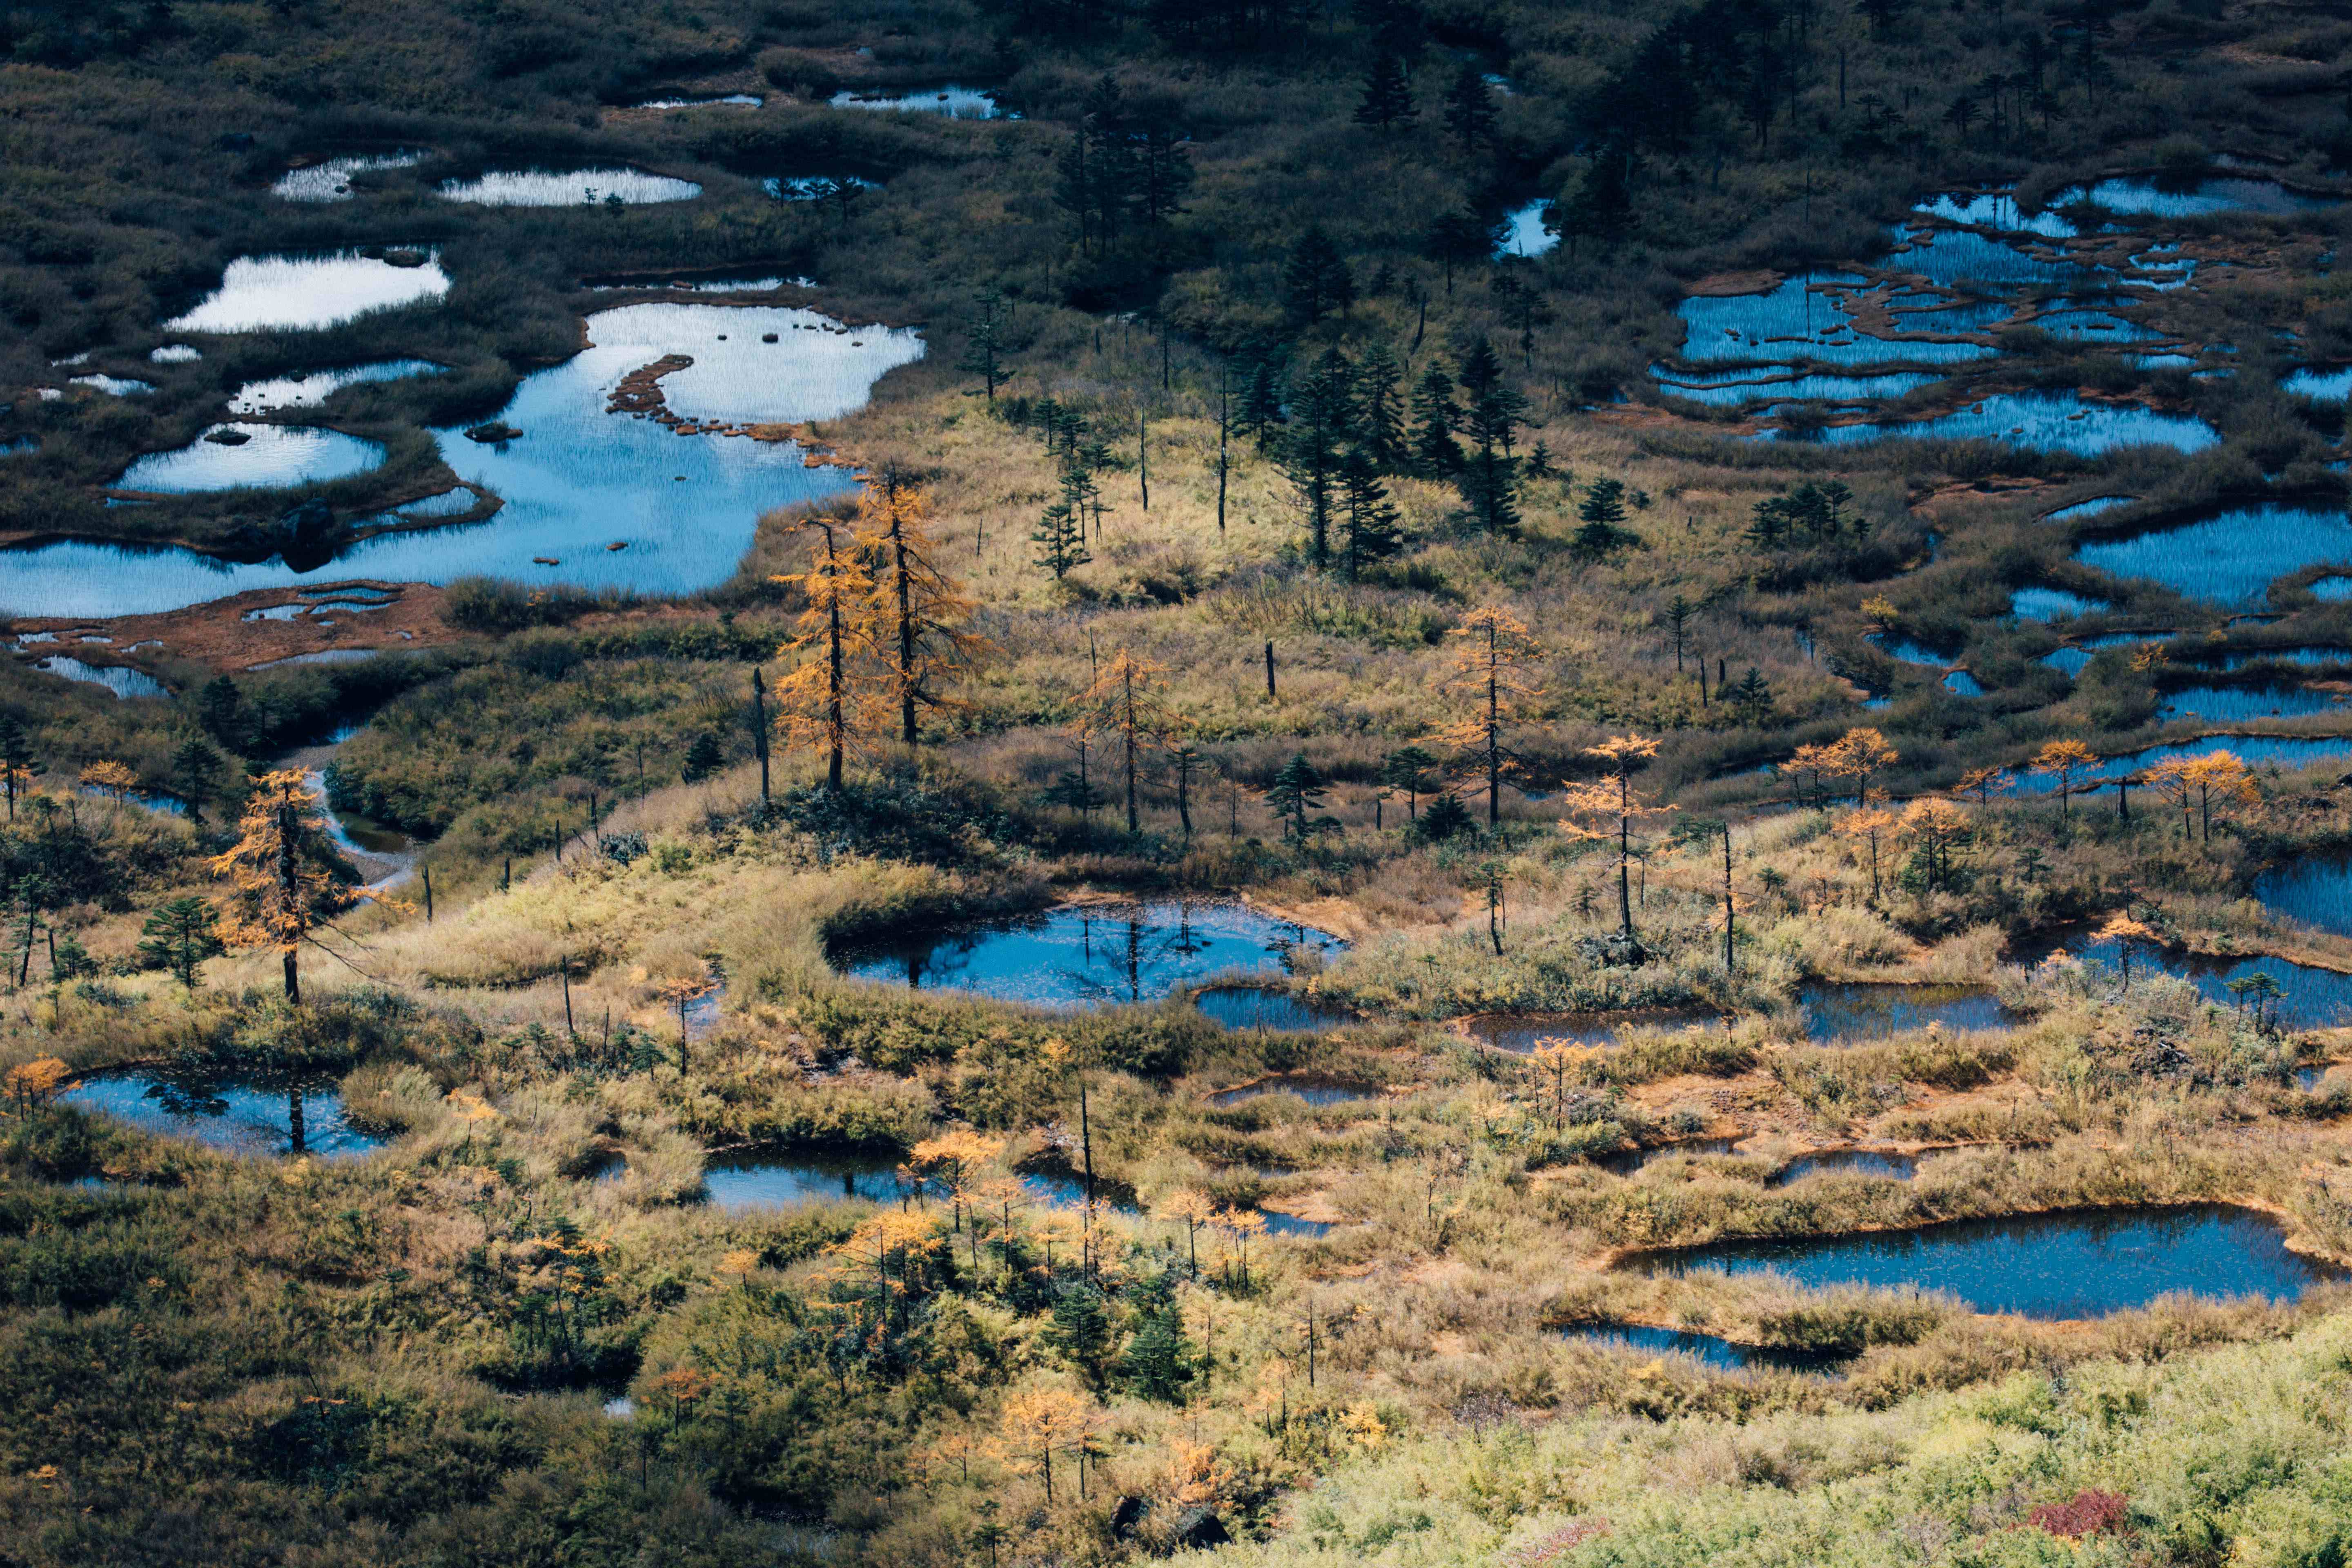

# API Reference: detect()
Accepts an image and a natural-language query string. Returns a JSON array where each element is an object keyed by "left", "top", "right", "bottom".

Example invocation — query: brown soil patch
[
  {"left": 1684, "top": 269, "right": 1782, "bottom": 297},
  {"left": 9, "top": 581, "right": 455, "bottom": 674}
]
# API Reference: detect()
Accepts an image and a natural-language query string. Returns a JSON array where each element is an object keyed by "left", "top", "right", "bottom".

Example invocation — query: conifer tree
[
  {"left": 1074, "top": 648, "right": 1173, "bottom": 833},
  {"left": 171, "top": 737, "right": 221, "bottom": 824},
  {"left": 1437, "top": 606, "right": 1543, "bottom": 826},
  {"left": 1572, "top": 477, "right": 1645, "bottom": 559},
  {"left": 861, "top": 476, "right": 990, "bottom": 747},
  {"left": 0, "top": 715, "right": 32, "bottom": 822},
  {"left": 138, "top": 895, "right": 223, "bottom": 989},
  {"left": 1263, "top": 751, "right": 1328, "bottom": 840},
  {"left": 1280, "top": 348, "right": 1355, "bottom": 564},
  {"left": 1281, "top": 227, "right": 1355, "bottom": 325},
  {"left": 1354, "top": 53, "right": 1416, "bottom": 129},
  {"left": 1354, "top": 344, "right": 1409, "bottom": 472},
  {"left": 1237, "top": 355, "right": 1287, "bottom": 446},
  {"left": 1454, "top": 336, "right": 1524, "bottom": 538},
  {"left": 1442, "top": 65, "right": 1499, "bottom": 151},
  {"left": 1557, "top": 735, "right": 1667, "bottom": 936},
  {"left": 773, "top": 518, "right": 880, "bottom": 790},
  {"left": 1409, "top": 361, "right": 1464, "bottom": 474},
  {"left": 1380, "top": 744, "right": 1439, "bottom": 820},
  {"left": 1033, "top": 476, "right": 1093, "bottom": 581},
  {"left": 1421, "top": 208, "right": 1495, "bottom": 294},
  {"left": 957, "top": 287, "right": 1013, "bottom": 401},
  {"left": 1339, "top": 446, "right": 1403, "bottom": 577},
  {"left": 208, "top": 771, "right": 368, "bottom": 1005}
]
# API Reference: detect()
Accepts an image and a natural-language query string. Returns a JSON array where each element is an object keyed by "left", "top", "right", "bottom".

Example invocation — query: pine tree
[
  {"left": 1354, "top": 52, "right": 1416, "bottom": 129},
  {"left": 1442, "top": 65, "right": 1498, "bottom": 151},
  {"left": 1355, "top": 343, "right": 1409, "bottom": 472},
  {"left": 1237, "top": 355, "right": 1287, "bottom": 446},
  {"left": 1556, "top": 147, "right": 1634, "bottom": 252},
  {"left": 1281, "top": 226, "right": 1355, "bottom": 325},
  {"left": 1381, "top": 744, "right": 1439, "bottom": 819},
  {"left": 137, "top": 895, "right": 223, "bottom": 989},
  {"left": 1409, "top": 361, "right": 1464, "bottom": 475},
  {"left": 0, "top": 714, "right": 33, "bottom": 821},
  {"left": 171, "top": 737, "right": 221, "bottom": 824},
  {"left": 957, "top": 287, "right": 1013, "bottom": 401},
  {"left": 1572, "top": 477, "right": 1645, "bottom": 560},
  {"left": 1339, "top": 446, "right": 1404, "bottom": 577},
  {"left": 1135, "top": 124, "right": 1195, "bottom": 221},
  {"left": 197, "top": 676, "right": 243, "bottom": 748},
  {"left": 681, "top": 732, "right": 725, "bottom": 782},
  {"left": 1454, "top": 336, "right": 1525, "bottom": 539},
  {"left": 1436, "top": 606, "right": 1543, "bottom": 826},
  {"left": 1421, "top": 207, "right": 1496, "bottom": 294},
  {"left": 1074, "top": 648, "right": 1172, "bottom": 834},
  {"left": 1280, "top": 348, "right": 1355, "bottom": 565},
  {"left": 1728, "top": 667, "right": 1774, "bottom": 727},
  {"left": 1120, "top": 1299, "right": 1197, "bottom": 1402},
  {"left": 1033, "top": 485, "right": 1092, "bottom": 581},
  {"left": 1047, "top": 1285, "right": 1117, "bottom": 1386},
  {"left": 1264, "top": 751, "right": 1328, "bottom": 840}
]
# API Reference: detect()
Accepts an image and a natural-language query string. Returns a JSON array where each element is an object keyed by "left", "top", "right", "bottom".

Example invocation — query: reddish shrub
[{"left": 2028, "top": 1489, "right": 2129, "bottom": 1539}]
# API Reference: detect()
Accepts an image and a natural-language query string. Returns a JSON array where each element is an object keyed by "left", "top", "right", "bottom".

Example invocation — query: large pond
[
  {"left": 113, "top": 423, "right": 386, "bottom": 493},
  {"left": 2074, "top": 505, "right": 2352, "bottom": 606},
  {"left": 833, "top": 900, "right": 1343, "bottom": 1008},
  {"left": 2009, "top": 734, "right": 2352, "bottom": 795},
  {"left": 439, "top": 168, "right": 701, "bottom": 205},
  {"left": 1677, "top": 272, "right": 2000, "bottom": 368},
  {"left": 165, "top": 251, "right": 451, "bottom": 332},
  {"left": 273, "top": 151, "right": 425, "bottom": 202},
  {"left": 0, "top": 304, "right": 915, "bottom": 617},
  {"left": 1799, "top": 982, "right": 2015, "bottom": 1041},
  {"left": 62, "top": 1072, "right": 384, "bottom": 1159},
  {"left": 1780, "top": 392, "right": 2217, "bottom": 455},
  {"left": 1630, "top": 1204, "right": 2340, "bottom": 1318}
]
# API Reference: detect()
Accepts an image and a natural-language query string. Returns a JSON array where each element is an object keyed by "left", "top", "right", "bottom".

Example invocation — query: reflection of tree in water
[
  {"left": 853, "top": 902, "right": 1344, "bottom": 1004},
  {"left": 143, "top": 1078, "right": 233, "bottom": 1121}
]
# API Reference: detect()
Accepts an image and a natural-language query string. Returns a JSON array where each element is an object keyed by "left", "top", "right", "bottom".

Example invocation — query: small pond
[
  {"left": 31, "top": 655, "right": 169, "bottom": 699},
  {"left": 1564, "top": 1322, "right": 1851, "bottom": 1374},
  {"left": 1768, "top": 1149, "right": 1919, "bottom": 1186},
  {"left": 829, "top": 84, "right": 1000, "bottom": 117},
  {"left": 228, "top": 360, "right": 445, "bottom": 413},
  {"left": 150, "top": 345, "right": 201, "bottom": 363},
  {"left": 0, "top": 304, "right": 903, "bottom": 617},
  {"left": 439, "top": 167, "right": 701, "bottom": 205},
  {"left": 2286, "top": 366, "right": 2352, "bottom": 401},
  {"left": 1869, "top": 634, "right": 1952, "bottom": 668},
  {"left": 1781, "top": 392, "right": 2218, "bottom": 456},
  {"left": 112, "top": 423, "right": 385, "bottom": 493},
  {"left": 2158, "top": 685, "right": 2345, "bottom": 722},
  {"left": 1630, "top": 1204, "right": 2340, "bottom": 1318},
  {"left": 62, "top": 1072, "right": 384, "bottom": 1159},
  {"left": 1676, "top": 272, "right": 1999, "bottom": 368},
  {"left": 634, "top": 94, "right": 762, "bottom": 109},
  {"left": 1205, "top": 1077, "right": 1376, "bottom": 1108},
  {"left": 701, "top": 1150, "right": 908, "bottom": 1209},
  {"left": 164, "top": 251, "right": 450, "bottom": 333},
  {"left": 1798, "top": 981, "right": 2015, "bottom": 1041},
  {"left": 1882, "top": 225, "right": 2102, "bottom": 292},
  {"left": 2042, "top": 496, "right": 2136, "bottom": 522},
  {"left": 2054, "top": 175, "right": 2340, "bottom": 218},
  {"left": 273, "top": 151, "right": 425, "bottom": 202},
  {"left": 1652, "top": 366, "right": 1942, "bottom": 408},
  {"left": 2073, "top": 505, "right": 2352, "bottom": 606},
  {"left": 2011, "top": 586, "right": 2106, "bottom": 622},
  {"left": 2009, "top": 734, "right": 2352, "bottom": 795},
  {"left": 71, "top": 374, "right": 153, "bottom": 397},
  {"left": 1496, "top": 201, "right": 1556, "bottom": 258},
  {"left": 1942, "top": 670, "right": 1984, "bottom": 697},
  {"left": 834, "top": 900, "right": 1342, "bottom": 1008},
  {"left": 1458, "top": 1010, "right": 1716, "bottom": 1053},
  {"left": 2047, "top": 932, "right": 2352, "bottom": 1028},
  {"left": 1910, "top": 189, "right": 2076, "bottom": 238},
  {"left": 2191, "top": 646, "right": 2352, "bottom": 672},
  {"left": 1192, "top": 986, "right": 1356, "bottom": 1033}
]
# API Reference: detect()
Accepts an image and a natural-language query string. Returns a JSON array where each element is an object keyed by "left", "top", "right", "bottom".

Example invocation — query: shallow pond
[
  {"left": 1192, "top": 986, "right": 1355, "bottom": 1033},
  {"left": 2010, "top": 734, "right": 2352, "bottom": 795},
  {"left": 1652, "top": 366, "right": 1942, "bottom": 408},
  {"left": 150, "top": 345, "right": 201, "bottom": 363},
  {"left": 31, "top": 655, "right": 168, "bottom": 699},
  {"left": 2190, "top": 646, "right": 2352, "bottom": 671},
  {"left": 70, "top": 374, "right": 153, "bottom": 397},
  {"left": 2011, "top": 586, "right": 2106, "bottom": 622},
  {"left": 701, "top": 1151, "right": 907, "bottom": 1208},
  {"left": 1497, "top": 201, "right": 1556, "bottom": 258},
  {"left": 2286, "top": 366, "right": 2352, "bottom": 401},
  {"left": 1768, "top": 1149, "right": 1919, "bottom": 1186},
  {"left": 273, "top": 151, "right": 425, "bottom": 201},
  {"left": 2254, "top": 852, "right": 2352, "bottom": 937},
  {"left": 2073, "top": 505, "right": 2352, "bottom": 606},
  {"left": 2158, "top": 685, "right": 2345, "bottom": 722},
  {"left": 829, "top": 84, "right": 1000, "bottom": 117},
  {"left": 1942, "top": 670, "right": 1984, "bottom": 696},
  {"left": 634, "top": 94, "right": 762, "bottom": 109},
  {"left": 62, "top": 1072, "right": 383, "bottom": 1158},
  {"left": 2043, "top": 495, "right": 2136, "bottom": 522},
  {"left": 439, "top": 167, "right": 700, "bottom": 205},
  {"left": 1787, "top": 392, "right": 2217, "bottom": 455},
  {"left": 0, "top": 304, "right": 902, "bottom": 616},
  {"left": 1206, "top": 1078, "right": 1375, "bottom": 1108},
  {"left": 1632, "top": 1204, "right": 2339, "bottom": 1317},
  {"left": 1879, "top": 226, "right": 2101, "bottom": 292},
  {"left": 2055, "top": 175, "right": 2340, "bottom": 218},
  {"left": 113, "top": 423, "right": 385, "bottom": 493},
  {"left": 1910, "top": 189, "right": 2076, "bottom": 238},
  {"left": 1677, "top": 272, "right": 1998, "bottom": 368},
  {"left": 833, "top": 900, "right": 1343, "bottom": 1008},
  {"left": 228, "top": 360, "right": 445, "bottom": 413},
  {"left": 1798, "top": 982, "right": 2015, "bottom": 1041},
  {"left": 1565, "top": 1322, "right": 1850, "bottom": 1373},
  {"left": 164, "top": 251, "right": 450, "bottom": 333},
  {"left": 1869, "top": 634, "right": 1953, "bottom": 668},
  {"left": 2047, "top": 932, "right": 2352, "bottom": 1028},
  {"left": 1458, "top": 1011, "right": 1716, "bottom": 1053}
]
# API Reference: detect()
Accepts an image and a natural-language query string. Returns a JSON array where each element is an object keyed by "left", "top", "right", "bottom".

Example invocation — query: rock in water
[{"left": 203, "top": 428, "right": 252, "bottom": 445}]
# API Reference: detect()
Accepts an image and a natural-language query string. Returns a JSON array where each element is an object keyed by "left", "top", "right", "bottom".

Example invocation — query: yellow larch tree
[
  {"left": 910, "top": 1128, "right": 1007, "bottom": 1234},
  {"left": 1436, "top": 605, "right": 1544, "bottom": 826},
  {"left": 859, "top": 474, "right": 992, "bottom": 748},
  {"left": 771, "top": 515, "right": 881, "bottom": 791},
  {"left": 1824, "top": 726, "right": 1900, "bottom": 804},
  {"left": 997, "top": 1385, "right": 1095, "bottom": 1506},
  {"left": 1072, "top": 646, "right": 1174, "bottom": 835},
  {"left": 209, "top": 770, "right": 370, "bottom": 1005},
  {"left": 1557, "top": 734, "right": 1669, "bottom": 936},
  {"left": 2032, "top": 739, "right": 2101, "bottom": 820},
  {"left": 2183, "top": 751, "right": 2260, "bottom": 842}
]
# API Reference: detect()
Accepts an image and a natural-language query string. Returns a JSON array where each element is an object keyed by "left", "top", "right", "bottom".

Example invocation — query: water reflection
[
  {"left": 439, "top": 168, "right": 700, "bottom": 205},
  {"left": 62, "top": 1071, "right": 383, "bottom": 1158},
  {"left": 113, "top": 423, "right": 385, "bottom": 492},
  {"left": 1192, "top": 986, "right": 1354, "bottom": 1032},
  {"left": 272, "top": 151, "right": 425, "bottom": 202},
  {"left": 1779, "top": 391, "right": 2217, "bottom": 455},
  {"left": 1565, "top": 1322, "right": 1852, "bottom": 1373},
  {"left": 1631, "top": 1204, "right": 2341, "bottom": 1317},
  {"left": 1798, "top": 982, "right": 2014, "bottom": 1041},
  {"left": 164, "top": 251, "right": 450, "bottom": 332},
  {"left": 2074, "top": 505, "right": 2352, "bottom": 606},
  {"left": 829, "top": 85, "right": 1000, "bottom": 117},
  {"left": 833, "top": 901, "right": 1344, "bottom": 1008},
  {"left": 2055, "top": 175, "right": 2339, "bottom": 218}
]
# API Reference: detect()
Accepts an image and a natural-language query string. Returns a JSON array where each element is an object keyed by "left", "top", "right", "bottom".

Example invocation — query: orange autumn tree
[
  {"left": 1823, "top": 726, "right": 1900, "bottom": 804},
  {"left": 1073, "top": 647, "right": 1175, "bottom": 835},
  {"left": 2183, "top": 751, "right": 2260, "bottom": 842},
  {"left": 1436, "top": 605, "right": 1544, "bottom": 826},
  {"left": 2033, "top": 739, "right": 2101, "bottom": 820},
  {"left": 860, "top": 474, "right": 992, "bottom": 748},
  {"left": 772, "top": 515, "right": 881, "bottom": 791},
  {"left": 209, "top": 770, "right": 370, "bottom": 1005},
  {"left": 1557, "top": 734, "right": 1670, "bottom": 936}
]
